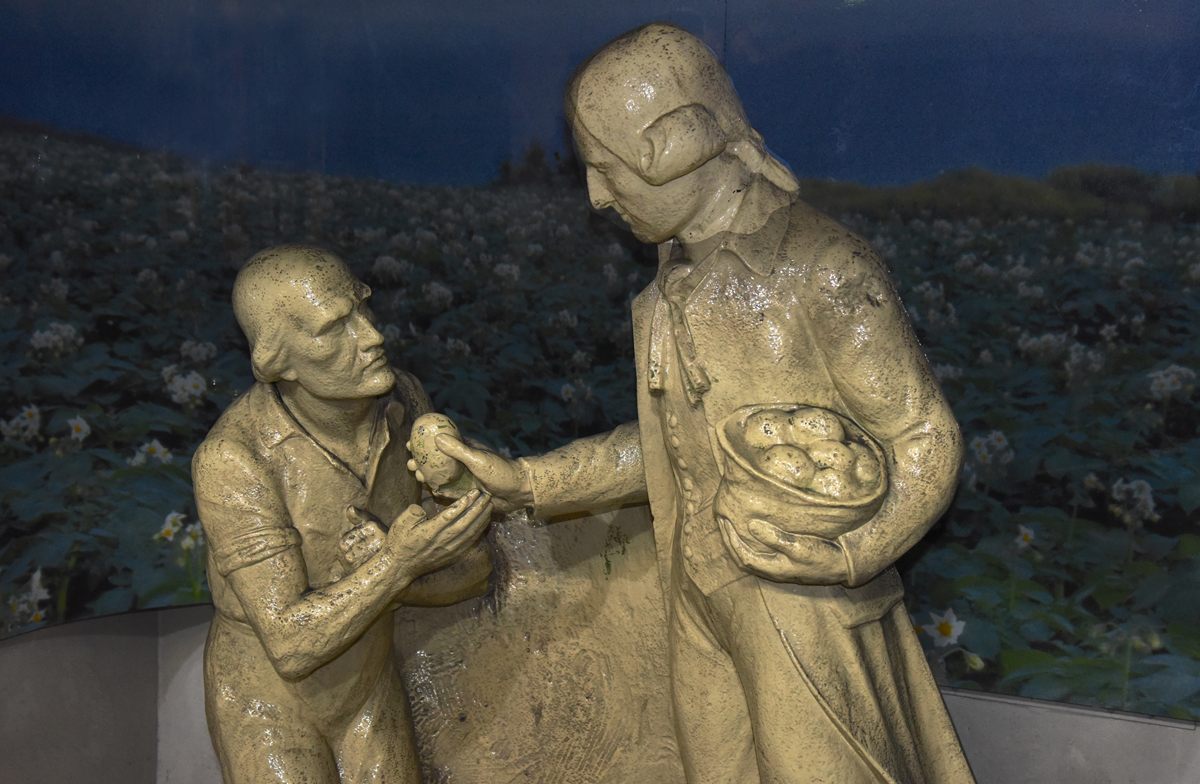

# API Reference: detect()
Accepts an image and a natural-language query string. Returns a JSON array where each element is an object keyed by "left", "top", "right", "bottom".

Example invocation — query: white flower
[
  {"left": 560, "top": 383, "right": 576, "bottom": 402},
  {"left": 423, "top": 281, "right": 453, "bottom": 309},
  {"left": 180, "top": 339, "right": 218, "bottom": 364},
  {"left": 1017, "top": 281, "right": 1044, "bottom": 300},
  {"left": 29, "top": 321, "right": 82, "bottom": 355},
  {"left": 553, "top": 309, "right": 578, "bottom": 329},
  {"left": 372, "top": 255, "right": 411, "bottom": 282},
  {"left": 922, "top": 608, "right": 965, "bottom": 647},
  {"left": 1147, "top": 364, "right": 1196, "bottom": 402},
  {"left": 933, "top": 364, "right": 963, "bottom": 382},
  {"left": 66, "top": 415, "right": 90, "bottom": 442},
  {"left": 446, "top": 338, "right": 471, "bottom": 357},
  {"left": 494, "top": 262, "right": 521, "bottom": 284},
  {"left": 969, "top": 430, "right": 1014, "bottom": 468},
  {"left": 1017, "top": 331, "right": 1069, "bottom": 362},
  {"left": 1064, "top": 343, "right": 1104, "bottom": 383},
  {"left": 2, "top": 404, "right": 42, "bottom": 442},
  {"left": 1109, "top": 478, "right": 1160, "bottom": 530},
  {"left": 156, "top": 511, "right": 186, "bottom": 542},
  {"left": 570, "top": 350, "right": 592, "bottom": 370},
  {"left": 129, "top": 439, "right": 172, "bottom": 466},
  {"left": 179, "top": 522, "right": 204, "bottom": 551},
  {"left": 167, "top": 370, "right": 206, "bottom": 406},
  {"left": 41, "top": 277, "right": 69, "bottom": 302},
  {"left": 1015, "top": 524, "right": 1035, "bottom": 550},
  {"left": 28, "top": 568, "right": 51, "bottom": 604}
]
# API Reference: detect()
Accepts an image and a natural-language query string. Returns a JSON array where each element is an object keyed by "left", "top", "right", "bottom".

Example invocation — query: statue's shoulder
[
  {"left": 192, "top": 384, "right": 277, "bottom": 480},
  {"left": 781, "top": 200, "right": 880, "bottom": 269},
  {"left": 778, "top": 200, "right": 890, "bottom": 306}
]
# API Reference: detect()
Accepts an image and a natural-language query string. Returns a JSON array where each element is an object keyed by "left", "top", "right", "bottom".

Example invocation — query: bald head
[{"left": 233, "top": 245, "right": 367, "bottom": 383}]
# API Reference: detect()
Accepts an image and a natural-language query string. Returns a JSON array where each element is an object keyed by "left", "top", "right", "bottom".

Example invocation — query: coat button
[
  {"left": 683, "top": 546, "right": 694, "bottom": 559},
  {"left": 682, "top": 477, "right": 694, "bottom": 492},
  {"left": 669, "top": 434, "right": 681, "bottom": 449},
  {"left": 685, "top": 501, "right": 697, "bottom": 514},
  {"left": 676, "top": 457, "right": 689, "bottom": 471},
  {"left": 668, "top": 413, "right": 679, "bottom": 428}
]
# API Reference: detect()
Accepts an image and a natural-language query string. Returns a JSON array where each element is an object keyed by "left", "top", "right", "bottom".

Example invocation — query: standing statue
[
  {"left": 435, "top": 24, "right": 975, "bottom": 783},
  {"left": 192, "top": 245, "right": 493, "bottom": 783}
]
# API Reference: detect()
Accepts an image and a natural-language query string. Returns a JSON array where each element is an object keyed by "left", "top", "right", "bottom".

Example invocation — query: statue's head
[
  {"left": 233, "top": 245, "right": 394, "bottom": 399},
  {"left": 564, "top": 24, "right": 796, "bottom": 243}
]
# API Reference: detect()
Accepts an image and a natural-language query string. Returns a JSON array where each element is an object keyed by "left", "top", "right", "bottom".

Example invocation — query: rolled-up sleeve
[{"left": 192, "top": 437, "right": 300, "bottom": 577}]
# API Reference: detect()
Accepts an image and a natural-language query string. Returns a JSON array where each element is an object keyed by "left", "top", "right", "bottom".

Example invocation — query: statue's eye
[{"left": 316, "top": 317, "right": 346, "bottom": 337}]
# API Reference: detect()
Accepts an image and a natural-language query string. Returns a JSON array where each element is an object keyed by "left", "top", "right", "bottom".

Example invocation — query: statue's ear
[
  {"left": 250, "top": 334, "right": 292, "bottom": 384},
  {"left": 637, "top": 103, "right": 727, "bottom": 186}
]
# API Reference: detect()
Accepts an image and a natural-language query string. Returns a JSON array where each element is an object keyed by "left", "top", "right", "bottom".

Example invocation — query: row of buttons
[{"left": 666, "top": 410, "right": 699, "bottom": 561}]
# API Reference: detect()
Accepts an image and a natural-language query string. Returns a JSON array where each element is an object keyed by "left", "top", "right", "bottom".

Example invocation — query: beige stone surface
[
  {"left": 440, "top": 22, "right": 974, "bottom": 783},
  {"left": 393, "top": 505, "right": 683, "bottom": 782}
]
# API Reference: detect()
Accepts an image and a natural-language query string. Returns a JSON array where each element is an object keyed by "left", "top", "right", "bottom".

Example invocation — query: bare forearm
[{"left": 255, "top": 550, "right": 414, "bottom": 679}]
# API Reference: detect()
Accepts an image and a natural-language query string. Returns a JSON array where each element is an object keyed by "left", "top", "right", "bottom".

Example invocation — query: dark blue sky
[{"left": 1, "top": 0, "right": 1197, "bottom": 185}]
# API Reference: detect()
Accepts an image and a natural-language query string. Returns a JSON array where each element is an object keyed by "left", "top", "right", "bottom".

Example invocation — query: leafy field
[{"left": 1, "top": 127, "right": 1197, "bottom": 718}]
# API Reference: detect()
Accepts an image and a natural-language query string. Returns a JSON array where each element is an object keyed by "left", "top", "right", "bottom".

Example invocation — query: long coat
[{"left": 524, "top": 178, "right": 974, "bottom": 782}]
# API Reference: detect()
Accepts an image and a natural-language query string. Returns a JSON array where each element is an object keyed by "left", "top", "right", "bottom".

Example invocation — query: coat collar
[{"left": 644, "top": 176, "right": 794, "bottom": 403}]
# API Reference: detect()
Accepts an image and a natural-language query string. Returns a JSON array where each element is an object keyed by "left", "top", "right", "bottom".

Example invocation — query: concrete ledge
[
  {"left": 944, "top": 687, "right": 1200, "bottom": 783},
  {"left": 0, "top": 611, "right": 158, "bottom": 783},
  {"left": 5, "top": 500, "right": 1200, "bottom": 784}
]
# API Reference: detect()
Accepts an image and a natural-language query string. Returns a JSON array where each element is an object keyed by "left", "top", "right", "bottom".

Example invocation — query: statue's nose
[{"left": 586, "top": 168, "right": 614, "bottom": 210}]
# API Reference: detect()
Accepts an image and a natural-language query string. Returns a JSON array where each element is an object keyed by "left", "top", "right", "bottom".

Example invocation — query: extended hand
[
  {"left": 423, "top": 434, "right": 533, "bottom": 513},
  {"left": 718, "top": 516, "right": 849, "bottom": 586},
  {"left": 384, "top": 489, "right": 494, "bottom": 578}
]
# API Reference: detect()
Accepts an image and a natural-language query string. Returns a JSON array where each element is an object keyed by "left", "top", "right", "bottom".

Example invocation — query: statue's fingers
[
  {"left": 394, "top": 504, "right": 427, "bottom": 529},
  {"left": 433, "top": 434, "right": 485, "bottom": 471},
  {"left": 747, "top": 519, "right": 796, "bottom": 553},
  {"left": 346, "top": 505, "right": 375, "bottom": 526}
]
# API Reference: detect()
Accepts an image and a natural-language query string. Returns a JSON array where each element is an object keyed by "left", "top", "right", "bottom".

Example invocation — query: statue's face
[
  {"left": 279, "top": 268, "right": 394, "bottom": 401},
  {"left": 573, "top": 122, "right": 708, "bottom": 245}
]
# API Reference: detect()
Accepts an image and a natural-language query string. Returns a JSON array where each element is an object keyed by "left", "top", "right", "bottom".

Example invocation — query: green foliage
[
  {"left": 1, "top": 126, "right": 1198, "bottom": 721},
  {"left": 801, "top": 165, "right": 1200, "bottom": 223}
]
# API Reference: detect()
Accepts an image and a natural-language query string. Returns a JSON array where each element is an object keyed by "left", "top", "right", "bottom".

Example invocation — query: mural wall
[{"left": 1, "top": 0, "right": 1198, "bottom": 721}]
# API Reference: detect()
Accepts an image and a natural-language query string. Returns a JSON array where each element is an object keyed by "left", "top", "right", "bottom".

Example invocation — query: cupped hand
[
  {"left": 384, "top": 489, "right": 494, "bottom": 577},
  {"left": 718, "top": 516, "right": 848, "bottom": 586}
]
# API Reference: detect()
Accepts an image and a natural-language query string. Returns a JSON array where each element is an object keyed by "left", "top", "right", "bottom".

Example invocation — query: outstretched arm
[{"left": 435, "top": 421, "right": 649, "bottom": 519}]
